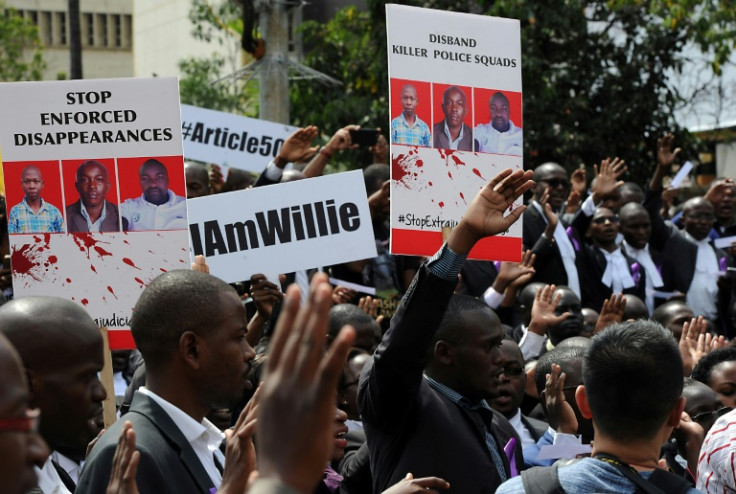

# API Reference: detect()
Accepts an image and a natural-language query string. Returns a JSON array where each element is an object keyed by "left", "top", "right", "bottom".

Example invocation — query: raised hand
[
  {"left": 381, "top": 473, "right": 450, "bottom": 494},
  {"left": 657, "top": 133, "right": 682, "bottom": 169},
  {"left": 250, "top": 274, "right": 284, "bottom": 319},
  {"left": 447, "top": 168, "right": 534, "bottom": 255},
  {"left": 594, "top": 292, "right": 626, "bottom": 334},
  {"left": 256, "top": 273, "right": 355, "bottom": 493},
  {"left": 592, "top": 157, "right": 626, "bottom": 203},
  {"left": 105, "top": 422, "right": 140, "bottom": 494},
  {"left": 220, "top": 386, "right": 260, "bottom": 494},
  {"left": 544, "top": 364, "right": 578, "bottom": 434},
  {"left": 528, "top": 284, "right": 570, "bottom": 336},
  {"left": 275, "top": 126, "right": 320, "bottom": 167},
  {"left": 570, "top": 166, "right": 587, "bottom": 195}
]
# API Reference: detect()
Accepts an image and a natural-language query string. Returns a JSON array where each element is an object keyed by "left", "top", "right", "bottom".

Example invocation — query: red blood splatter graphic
[
  {"left": 429, "top": 182, "right": 433, "bottom": 186},
  {"left": 81, "top": 299, "right": 89, "bottom": 306},
  {"left": 450, "top": 154, "right": 465, "bottom": 166},
  {"left": 160, "top": 268, "right": 167, "bottom": 273},
  {"left": 134, "top": 277, "right": 145, "bottom": 285},
  {"left": 416, "top": 159, "right": 423, "bottom": 167},
  {"left": 472, "top": 168, "right": 485, "bottom": 180},
  {"left": 123, "top": 258, "right": 141, "bottom": 270},
  {"left": 33, "top": 236, "right": 41, "bottom": 243},
  {"left": 90, "top": 265, "right": 97, "bottom": 273},
  {"left": 448, "top": 172, "right": 453, "bottom": 179},
  {"left": 48, "top": 255, "right": 57, "bottom": 264},
  {"left": 392, "top": 154, "right": 409, "bottom": 182},
  {"left": 459, "top": 192, "right": 467, "bottom": 204},
  {"left": 107, "top": 286, "right": 118, "bottom": 299},
  {"left": 11, "top": 244, "right": 43, "bottom": 281},
  {"left": 439, "top": 202, "right": 445, "bottom": 208},
  {"left": 66, "top": 278, "right": 71, "bottom": 283},
  {"left": 93, "top": 246, "right": 113, "bottom": 258}
]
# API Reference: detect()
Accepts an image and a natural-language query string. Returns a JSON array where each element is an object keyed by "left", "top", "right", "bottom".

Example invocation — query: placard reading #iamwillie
[
  {"left": 0, "top": 78, "right": 189, "bottom": 349},
  {"left": 387, "top": 5, "right": 523, "bottom": 261}
]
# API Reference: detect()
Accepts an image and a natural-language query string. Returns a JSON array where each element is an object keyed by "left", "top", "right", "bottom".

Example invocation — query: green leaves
[{"left": 0, "top": 3, "right": 46, "bottom": 81}]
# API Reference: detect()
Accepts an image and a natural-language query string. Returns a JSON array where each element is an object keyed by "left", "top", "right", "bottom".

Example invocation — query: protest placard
[
  {"left": 181, "top": 104, "right": 297, "bottom": 172},
  {"left": 387, "top": 5, "right": 523, "bottom": 261},
  {"left": 0, "top": 77, "right": 189, "bottom": 349},
  {"left": 187, "top": 170, "right": 377, "bottom": 283}
]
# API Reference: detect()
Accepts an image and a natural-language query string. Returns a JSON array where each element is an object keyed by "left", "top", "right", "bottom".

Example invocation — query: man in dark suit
[
  {"left": 66, "top": 160, "right": 121, "bottom": 233},
  {"left": 77, "top": 270, "right": 256, "bottom": 494},
  {"left": 0, "top": 297, "right": 107, "bottom": 494},
  {"left": 646, "top": 134, "right": 733, "bottom": 334},
  {"left": 359, "top": 168, "right": 533, "bottom": 493},
  {"left": 432, "top": 86, "right": 472, "bottom": 151}
]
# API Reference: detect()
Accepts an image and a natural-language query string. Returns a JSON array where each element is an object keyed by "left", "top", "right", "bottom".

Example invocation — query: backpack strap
[
  {"left": 520, "top": 463, "right": 565, "bottom": 494},
  {"left": 646, "top": 468, "right": 693, "bottom": 494}
]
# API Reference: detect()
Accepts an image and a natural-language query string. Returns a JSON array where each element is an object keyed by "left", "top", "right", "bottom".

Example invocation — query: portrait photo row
[
  {"left": 389, "top": 78, "right": 522, "bottom": 156},
  {"left": 4, "top": 156, "right": 187, "bottom": 235}
]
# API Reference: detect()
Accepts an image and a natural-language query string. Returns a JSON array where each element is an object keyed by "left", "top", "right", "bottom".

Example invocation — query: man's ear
[
  {"left": 575, "top": 385, "right": 593, "bottom": 419},
  {"left": 667, "top": 396, "right": 687, "bottom": 428},
  {"left": 434, "top": 340, "right": 454, "bottom": 365},
  {"left": 179, "top": 331, "right": 201, "bottom": 370}
]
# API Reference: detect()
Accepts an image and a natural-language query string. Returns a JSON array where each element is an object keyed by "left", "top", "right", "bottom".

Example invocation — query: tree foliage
[{"left": 0, "top": 2, "right": 45, "bottom": 81}]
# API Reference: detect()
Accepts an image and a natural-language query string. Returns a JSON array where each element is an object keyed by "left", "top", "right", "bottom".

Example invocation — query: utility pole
[
  {"left": 257, "top": 1, "right": 289, "bottom": 124},
  {"left": 68, "top": 0, "right": 82, "bottom": 79}
]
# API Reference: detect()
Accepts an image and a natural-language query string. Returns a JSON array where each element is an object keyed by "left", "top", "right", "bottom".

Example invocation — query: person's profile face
[
  {"left": 714, "top": 186, "right": 736, "bottom": 222},
  {"left": 620, "top": 210, "right": 651, "bottom": 250},
  {"left": 490, "top": 95, "right": 510, "bottom": 132},
  {"left": 0, "top": 348, "right": 50, "bottom": 494},
  {"left": 401, "top": 86, "right": 418, "bottom": 118},
  {"left": 20, "top": 168, "right": 44, "bottom": 202},
  {"left": 442, "top": 89, "right": 467, "bottom": 128},
  {"left": 139, "top": 163, "right": 170, "bottom": 206},
  {"left": 663, "top": 304, "right": 695, "bottom": 340},
  {"left": 75, "top": 163, "right": 110, "bottom": 208},
  {"left": 490, "top": 341, "right": 526, "bottom": 418},
  {"left": 709, "top": 360, "right": 736, "bottom": 409}
]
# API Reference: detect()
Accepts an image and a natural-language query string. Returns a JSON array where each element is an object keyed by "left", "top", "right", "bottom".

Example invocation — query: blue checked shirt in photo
[
  {"left": 391, "top": 113, "right": 431, "bottom": 146},
  {"left": 8, "top": 198, "right": 64, "bottom": 234}
]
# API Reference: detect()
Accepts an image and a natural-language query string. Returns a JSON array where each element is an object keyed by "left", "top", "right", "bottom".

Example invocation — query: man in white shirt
[
  {"left": 0, "top": 297, "right": 107, "bottom": 494},
  {"left": 78, "top": 269, "right": 256, "bottom": 494},
  {"left": 474, "top": 92, "right": 523, "bottom": 156},
  {"left": 121, "top": 159, "right": 187, "bottom": 231}
]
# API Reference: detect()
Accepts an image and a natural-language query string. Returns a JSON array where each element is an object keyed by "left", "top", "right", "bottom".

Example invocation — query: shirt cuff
[
  {"left": 427, "top": 243, "right": 466, "bottom": 281},
  {"left": 553, "top": 432, "right": 583, "bottom": 445},
  {"left": 519, "top": 328, "right": 546, "bottom": 360},
  {"left": 580, "top": 195, "right": 597, "bottom": 216},
  {"left": 483, "top": 286, "right": 505, "bottom": 309},
  {"left": 264, "top": 160, "right": 284, "bottom": 181}
]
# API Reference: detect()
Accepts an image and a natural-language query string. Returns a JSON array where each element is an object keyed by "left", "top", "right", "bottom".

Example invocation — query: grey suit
[
  {"left": 76, "top": 391, "right": 215, "bottom": 494},
  {"left": 65, "top": 200, "right": 121, "bottom": 233},
  {"left": 432, "top": 121, "right": 473, "bottom": 151}
]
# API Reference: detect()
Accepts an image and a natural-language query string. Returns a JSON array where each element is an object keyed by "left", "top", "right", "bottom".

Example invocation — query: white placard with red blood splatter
[
  {"left": 187, "top": 170, "right": 377, "bottom": 284},
  {"left": 387, "top": 5, "right": 524, "bottom": 261},
  {"left": 0, "top": 77, "right": 189, "bottom": 349}
]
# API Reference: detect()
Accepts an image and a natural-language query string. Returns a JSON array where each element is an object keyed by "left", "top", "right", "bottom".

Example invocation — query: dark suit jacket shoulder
[
  {"left": 77, "top": 392, "right": 215, "bottom": 494},
  {"left": 521, "top": 414, "right": 548, "bottom": 442},
  {"left": 432, "top": 121, "right": 473, "bottom": 151},
  {"left": 359, "top": 265, "right": 523, "bottom": 494},
  {"left": 522, "top": 205, "right": 570, "bottom": 287},
  {"left": 66, "top": 200, "right": 121, "bottom": 233}
]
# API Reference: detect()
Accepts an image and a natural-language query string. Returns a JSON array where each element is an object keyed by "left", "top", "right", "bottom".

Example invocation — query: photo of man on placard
[
  {"left": 120, "top": 158, "right": 186, "bottom": 232},
  {"left": 474, "top": 91, "right": 523, "bottom": 156},
  {"left": 8, "top": 164, "right": 64, "bottom": 234},
  {"left": 433, "top": 85, "right": 473, "bottom": 151},
  {"left": 66, "top": 160, "right": 122, "bottom": 233}
]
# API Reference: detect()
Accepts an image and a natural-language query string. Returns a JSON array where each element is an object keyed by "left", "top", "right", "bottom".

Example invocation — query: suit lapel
[{"left": 130, "top": 393, "right": 215, "bottom": 494}]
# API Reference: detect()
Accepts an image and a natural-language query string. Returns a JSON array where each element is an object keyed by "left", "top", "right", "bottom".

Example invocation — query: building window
[
  {"left": 29, "top": 10, "right": 37, "bottom": 25},
  {"left": 85, "top": 13, "right": 94, "bottom": 46},
  {"left": 41, "top": 11, "right": 52, "bottom": 45},
  {"left": 98, "top": 13, "right": 108, "bottom": 47},
  {"left": 59, "top": 11, "right": 67, "bottom": 45},
  {"left": 113, "top": 14, "right": 121, "bottom": 47}
]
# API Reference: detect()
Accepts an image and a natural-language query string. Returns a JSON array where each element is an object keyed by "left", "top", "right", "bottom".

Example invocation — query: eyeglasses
[
  {"left": 691, "top": 407, "right": 732, "bottom": 425},
  {"left": 592, "top": 215, "right": 619, "bottom": 225},
  {"left": 542, "top": 178, "right": 569, "bottom": 189},
  {"left": 0, "top": 408, "right": 40, "bottom": 433},
  {"left": 500, "top": 365, "right": 524, "bottom": 377}
]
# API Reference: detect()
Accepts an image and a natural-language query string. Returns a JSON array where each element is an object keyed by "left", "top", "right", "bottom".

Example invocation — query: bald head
[
  {"left": 533, "top": 163, "right": 569, "bottom": 211},
  {"left": 0, "top": 297, "right": 100, "bottom": 372}
]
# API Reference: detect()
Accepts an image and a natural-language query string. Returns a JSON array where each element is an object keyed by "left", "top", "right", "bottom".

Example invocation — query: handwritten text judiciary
[
  {"left": 392, "top": 33, "right": 517, "bottom": 67},
  {"left": 14, "top": 90, "right": 174, "bottom": 146}
]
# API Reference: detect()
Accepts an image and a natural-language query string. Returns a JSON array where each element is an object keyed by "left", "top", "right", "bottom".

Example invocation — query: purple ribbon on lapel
[
  {"left": 630, "top": 262, "right": 641, "bottom": 284},
  {"left": 720, "top": 257, "right": 728, "bottom": 273},
  {"left": 565, "top": 226, "right": 580, "bottom": 251},
  {"left": 494, "top": 261, "right": 502, "bottom": 272},
  {"left": 504, "top": 437, "right": 519, "bottom": 477}
]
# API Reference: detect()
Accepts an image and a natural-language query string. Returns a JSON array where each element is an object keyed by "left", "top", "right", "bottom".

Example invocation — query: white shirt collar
[{"left": 35, "top": 457, "right": 73, "bottom": 494}]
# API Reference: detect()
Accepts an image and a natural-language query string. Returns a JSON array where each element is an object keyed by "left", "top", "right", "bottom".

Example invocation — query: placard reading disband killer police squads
[
  {"left": 0, "top": 77, "right": 189, "bottom": 349},
  {"left": 387, "top": 5, "right": 523, "bottom": 261}
]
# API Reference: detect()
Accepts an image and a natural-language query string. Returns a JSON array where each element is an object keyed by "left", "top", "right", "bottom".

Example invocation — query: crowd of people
[{"left": 3, "top": 124, "right": 736, "bottom": 494}]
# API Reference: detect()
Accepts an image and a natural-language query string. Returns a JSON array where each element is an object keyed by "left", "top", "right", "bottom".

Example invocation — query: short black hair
[
  {"left": 691, "top": 347, "right": 736, "bottom": 385},
  {"left": 534, "top": 346, "right": 587, "bottom": 397},
  {"left": 432, "top": 294, "right": 498, "bottom": 350},
  {"left": 130, "top": 270, "right": 238, "bottom": 368},
  {"left": 584, "top": 320, "right": 682, "bottom": 441},
  {"left": 76, "top": 160, "right": 109, "bottom": 181},
  {"left": 328, "top": 304, "right": 376, "bottom": 341}
]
